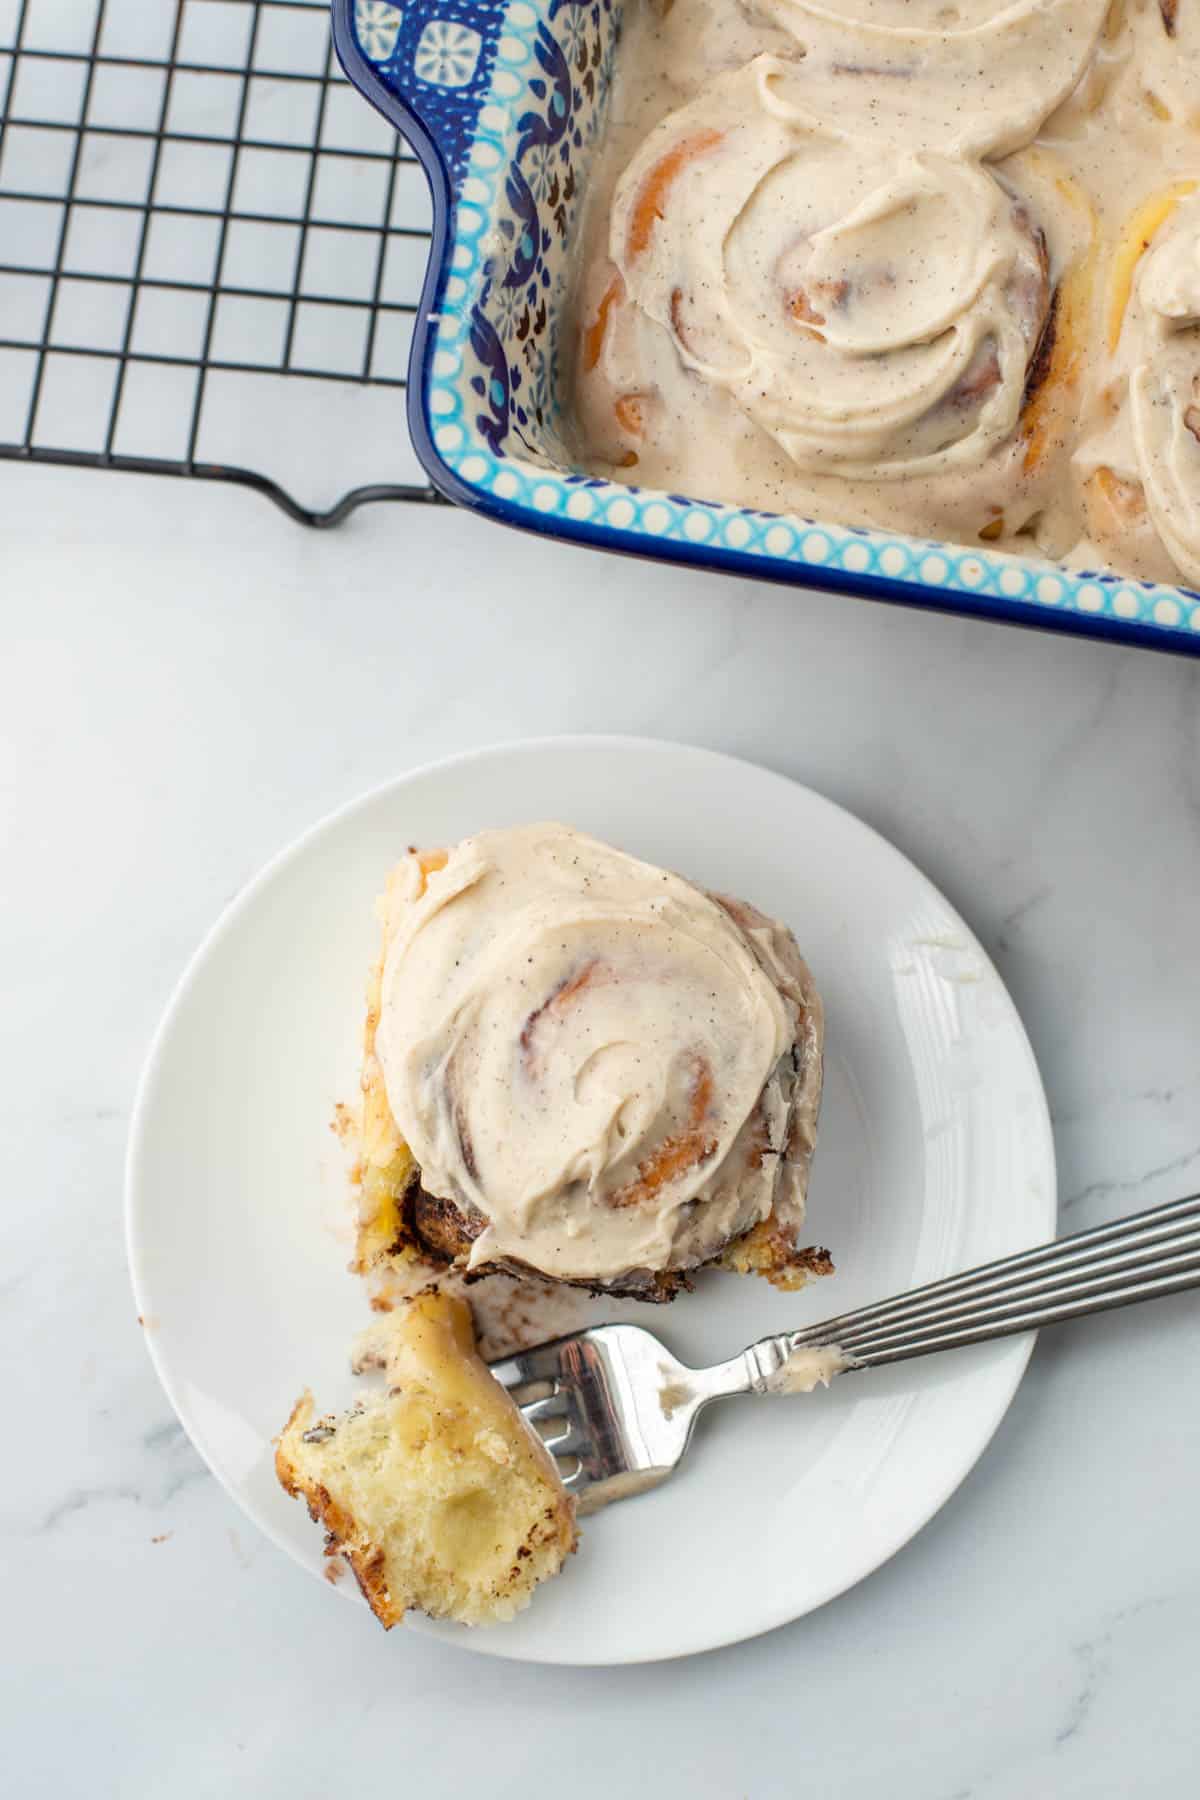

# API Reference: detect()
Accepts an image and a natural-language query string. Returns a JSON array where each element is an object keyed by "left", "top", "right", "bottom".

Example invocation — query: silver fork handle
[{"left": 762, "top": 1193, "right": 1200, "bottom": 1374}]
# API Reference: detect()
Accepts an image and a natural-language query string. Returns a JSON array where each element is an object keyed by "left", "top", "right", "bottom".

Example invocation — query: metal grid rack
[{"left": 0, "top": 0, "right": 441, "bottom": 525}]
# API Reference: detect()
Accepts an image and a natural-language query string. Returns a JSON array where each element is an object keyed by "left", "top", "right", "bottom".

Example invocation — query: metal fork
[{"left": 490, "top": 1193, "right": 1200, "bottom": 1513}]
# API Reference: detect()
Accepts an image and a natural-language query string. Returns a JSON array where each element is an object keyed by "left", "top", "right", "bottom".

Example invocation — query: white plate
[{"left": 126, "top": 737, "right": 1054, "bottom": 1665}]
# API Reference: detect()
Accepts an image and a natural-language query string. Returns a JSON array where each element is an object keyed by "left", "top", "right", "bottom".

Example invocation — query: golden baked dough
[{"left": 276, "top": 1293, "right": 576, "bottom": 1629}]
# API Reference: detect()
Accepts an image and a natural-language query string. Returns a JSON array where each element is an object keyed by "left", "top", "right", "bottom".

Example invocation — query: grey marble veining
[{"left": 4, "top": 461, "right": 1199, "bottom": 1798}]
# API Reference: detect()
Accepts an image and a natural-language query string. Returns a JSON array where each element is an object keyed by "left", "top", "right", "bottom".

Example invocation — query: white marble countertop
[{"left": 5, "top": 460, "right": 1200, "bottom": 1797}]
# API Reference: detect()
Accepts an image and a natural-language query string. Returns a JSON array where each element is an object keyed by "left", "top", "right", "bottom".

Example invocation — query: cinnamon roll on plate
[{"left": 354, "top": 823, "right": 826, "bottom": 1303}]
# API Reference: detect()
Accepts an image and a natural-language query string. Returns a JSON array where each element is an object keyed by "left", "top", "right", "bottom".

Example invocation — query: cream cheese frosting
[
  {"left": 1124, "top": 0, "right": 1200, "bottom": 130},
  {"left": 755, "top": 0, "right": 1115, "bottom": 158},
  {"left": 566, "top": 0, "right": 1200, "bottom": 585},
  {"left": 753, "top": 0, "right": 1110, "bottom": 159},
  {"left": 763, "top": 1343, "right": 855, "bottom": 1393},
  {"left": 374, "top": 824, "right": 823, "bottom": 1284},
  {"left": 607, "top": 58, "right": 1052, "bottom": 481}
]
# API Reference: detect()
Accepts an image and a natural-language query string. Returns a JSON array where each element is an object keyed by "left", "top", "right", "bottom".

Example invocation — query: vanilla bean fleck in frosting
[{"left": 374, "top": 825, "right": 822, "bottom": 1284}]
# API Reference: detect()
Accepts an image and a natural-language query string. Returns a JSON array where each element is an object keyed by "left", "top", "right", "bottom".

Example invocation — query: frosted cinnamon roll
[
  {"left": 590, "top": 59, "right": 1053, "bottom": 485},
  {"left": 749, "top": 0, "right": 1110, "bottom": 157},
  {"left": 1080, "top": 183, "right": 1200, "bottom": 584},
  {"left": 356, "top": 824, "right": 825, "bottom": 1300}
]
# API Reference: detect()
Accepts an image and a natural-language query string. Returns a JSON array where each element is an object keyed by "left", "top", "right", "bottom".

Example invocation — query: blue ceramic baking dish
[{"left": 332, "top": 0, "right": 1200, "bottom": 652}]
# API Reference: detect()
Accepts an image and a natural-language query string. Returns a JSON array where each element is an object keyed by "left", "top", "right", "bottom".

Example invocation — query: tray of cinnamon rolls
[{"left": 334, "top": 0, "right": 1200, "bottom": 645}]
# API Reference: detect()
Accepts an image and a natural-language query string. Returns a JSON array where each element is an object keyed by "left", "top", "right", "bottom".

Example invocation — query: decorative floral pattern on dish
[
  {"left": 522, "top": 140, "right": 558, "bottom": 202},
  {"left": 354, "top": 0, "right": 403, "bottom": 62},
  {"left": 415, "top": 20, "right": 484, "bottom": 88},
  {"left": 556, "top": 3, "right": 591, "bottom": 71},
  {"left": 489, "top": 278, "right": 524, "bottom": 341}
]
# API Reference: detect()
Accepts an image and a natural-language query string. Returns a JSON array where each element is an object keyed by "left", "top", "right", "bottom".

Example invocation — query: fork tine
[
  {"left": 486, "top": 1355, "right": 527, "bottom": 1390},
  {"left": 491, "top": 1322, "right": 680, "bottom": 1515},
  {"left": 488, "top": 1339, "right": 572, "bottom": 1387},
  {"left": 519, "top": 1393, "right": 568, "bottom": 1425},
  {"left": 541, "top": 1421, "right": 585, "bottom": 1455},
  {"left": 490, "top": 1352, "right": 561, "bottom": 1390}
]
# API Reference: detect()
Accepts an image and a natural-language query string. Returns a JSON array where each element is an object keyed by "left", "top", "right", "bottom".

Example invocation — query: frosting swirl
[
  {"left": 374, "top": 824, "right": 822, "bottom": 1284},
  {"left": 751, "top": 0, "right": 1110, "bottom": 158},
  {"left": 606, "top": 59, "right": 1051, "bottom": 480}
]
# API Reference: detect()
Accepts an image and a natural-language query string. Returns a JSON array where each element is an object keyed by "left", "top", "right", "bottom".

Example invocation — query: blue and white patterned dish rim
[{"left": 332, "top": 0, "right": 1200, "bottom": 652}]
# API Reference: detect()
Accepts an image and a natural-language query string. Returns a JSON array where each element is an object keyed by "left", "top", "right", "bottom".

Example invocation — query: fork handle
[{"left": 760, "top": 1193, "right": 1200, "bottom": 1377}]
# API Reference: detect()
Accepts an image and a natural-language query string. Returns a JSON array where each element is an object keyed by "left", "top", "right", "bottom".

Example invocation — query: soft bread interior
[{"left": 276, "top": 1293, "right": 577, "bottom": 1628}]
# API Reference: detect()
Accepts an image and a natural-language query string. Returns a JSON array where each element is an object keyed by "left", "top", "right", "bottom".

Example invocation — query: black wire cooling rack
[{"left": 0, "top": 0, "right": 441, "bottom": 525}]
